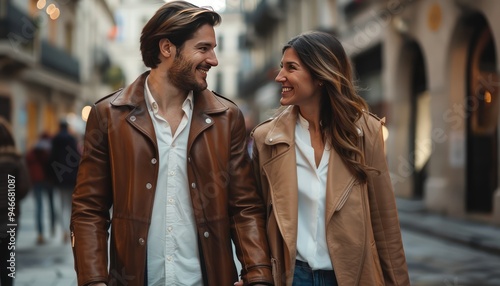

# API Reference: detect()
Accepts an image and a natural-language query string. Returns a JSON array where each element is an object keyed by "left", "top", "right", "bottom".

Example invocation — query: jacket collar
[
  {"left": 110, "top": 71, "right": 228, "bottom": 114},
  {"left": 109, "top": 70, "right": 229, "bottom": 151},
  {"left": 264, "top": 105, "right": 298, "bottom": 146}
]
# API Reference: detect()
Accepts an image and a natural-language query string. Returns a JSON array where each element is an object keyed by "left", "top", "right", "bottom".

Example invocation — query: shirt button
[
  {"left": 191, "top": 182, "right": 196, "bottom": 189},
  {"left": 205, "top": 118, "right": 212, "bottom": 124},
  {"left": 138, "top": 238, "right": 145, "bottom": 245},
  {"left": 167, "top": 226, "right": 173, "bottom": 232},
  {"left": 146, "top": 183, "right": 152, "bottom": 189},
  {"left": 151, "top": 158, "right": 157, "bottom": 164},
  {"left": 188, "top": 157, "right": 191, "bottom": 163},
  {"left": 167, "top": 255, "right": 172, "bottom": 261},
  {"left": 152, "top": 102, "right": 158, "bottom": 110},
  {"left": 204, "top": 231, "right": 209, "bottom": 238},
  {"left": 130, "top": 116, "right": 136, "bottom": 122},
  {"left": 168, "top": 198, "right": 174, "bottom": 204},
  {"left": 169, "top": 171, "right": 175, "bottom": 176}
]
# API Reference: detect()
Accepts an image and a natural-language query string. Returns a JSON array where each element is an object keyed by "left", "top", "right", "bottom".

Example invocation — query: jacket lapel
[
  {"left": 110, "top": 71, "right": 157, "bottom": 146},
  {"left": 187, "top": 89, "right": 228, "bottom": 152},
  {"left": 261, "top": 106, "right": 299, "bottom": 261},
  {"left": 324, "top": 148, "right": 357, "bottom": 224},
  {"left": 324, "top": 123, "right": 364, "bottom": 224}
]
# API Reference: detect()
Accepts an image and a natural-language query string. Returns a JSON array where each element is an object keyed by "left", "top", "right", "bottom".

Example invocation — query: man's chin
[{"left": 193, "top": 83, "right": 208, "bottom": 92}]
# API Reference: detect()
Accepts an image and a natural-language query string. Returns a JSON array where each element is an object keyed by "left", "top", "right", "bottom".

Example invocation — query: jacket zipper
[
  {"left": 335, "top": 178, "right": 356, "bottom": 211},
  {"left": 71, "top": 231, "right": 75, "bottom": 248}
]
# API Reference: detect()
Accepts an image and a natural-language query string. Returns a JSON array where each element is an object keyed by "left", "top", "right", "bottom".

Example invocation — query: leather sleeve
[
  {"left": 366, "top": 121, "right": 410, "bottom": 286},
  {"left": 228, "top": 108, "right": 273, "bottom": 286},
  {"left": 70, "top": 104, "right": 112, "bottom": 286}
]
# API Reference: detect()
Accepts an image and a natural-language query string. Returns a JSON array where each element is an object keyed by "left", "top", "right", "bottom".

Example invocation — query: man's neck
[{"left": 148, "top": 69, "right": 189, "bottom": 112}]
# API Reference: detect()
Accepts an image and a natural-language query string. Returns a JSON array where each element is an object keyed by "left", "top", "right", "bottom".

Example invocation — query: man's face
[{"left": 168, "top": 24, "right": 218, "bottom": 92}]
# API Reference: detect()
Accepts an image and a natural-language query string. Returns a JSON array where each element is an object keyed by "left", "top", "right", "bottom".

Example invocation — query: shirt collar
[{"left": 144, "top": 75, "right": 194, "bottom": 115}]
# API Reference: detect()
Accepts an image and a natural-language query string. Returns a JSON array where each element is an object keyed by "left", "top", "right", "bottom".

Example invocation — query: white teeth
[
  {"left": 198, "top": 69, "right": 208, "bottom": 74},
  {"left": 282, "top": 87, "right": 292, "bottom": 92}
]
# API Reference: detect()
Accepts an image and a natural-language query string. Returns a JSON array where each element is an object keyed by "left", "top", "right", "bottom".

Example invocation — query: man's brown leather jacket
[{"left": 71, "top": 72, "right": 273, "bottom": 286}]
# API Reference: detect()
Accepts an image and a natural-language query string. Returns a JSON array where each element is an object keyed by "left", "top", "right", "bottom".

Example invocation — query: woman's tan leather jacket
[
  {"left": 251, "top": 106, "right": 410, "bottom": 286},
  {"left": 70, "top": 72, "right": 273, "bottom": 286}
]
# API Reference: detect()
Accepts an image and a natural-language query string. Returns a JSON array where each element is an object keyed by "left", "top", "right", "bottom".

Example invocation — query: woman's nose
[{"left": 275, "top": 69, "right": 285, "bottom": 82}]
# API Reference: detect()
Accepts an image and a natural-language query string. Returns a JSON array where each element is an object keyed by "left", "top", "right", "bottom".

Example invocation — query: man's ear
[{"left": 159, "top": 38, "right": 173, "bottom": 58}]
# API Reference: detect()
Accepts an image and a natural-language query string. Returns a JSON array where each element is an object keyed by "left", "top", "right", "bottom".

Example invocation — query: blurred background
[{"left": 1, "top": 0, "right": 500, "bottom": 285}]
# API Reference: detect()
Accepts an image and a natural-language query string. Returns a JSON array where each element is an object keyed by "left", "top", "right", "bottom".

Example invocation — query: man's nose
[{"left": 207, "top": 51, "right": 218, "bottom": 67}]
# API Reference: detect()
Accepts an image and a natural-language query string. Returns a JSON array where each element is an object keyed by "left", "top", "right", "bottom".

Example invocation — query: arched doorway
[
  {"left": 466, "top": 16, "right": 499, "bottom": 213},
  {"left": 407, "top": 42, "right": 429, "bottom": 199}
]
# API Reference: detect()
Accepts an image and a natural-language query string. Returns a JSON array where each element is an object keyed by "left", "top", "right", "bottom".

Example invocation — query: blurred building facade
[
  {"left": 240, "top": 0, "right": 500, "bottom": 225},
  {"left": 0, "top": 0, "right": 116, "bottom": 151},
  {"left": 106, "top": 0, "right": 158, "bottom": 87}
]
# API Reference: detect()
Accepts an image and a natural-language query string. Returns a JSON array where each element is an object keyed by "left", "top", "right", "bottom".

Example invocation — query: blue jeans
[{"left": 293, "top": 260, "right": 338, "bottom": 286}]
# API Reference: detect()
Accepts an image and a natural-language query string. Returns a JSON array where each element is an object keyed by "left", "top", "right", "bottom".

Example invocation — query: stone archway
[{"left": 466, "top": 15, "right": 499, "bottom": 213}]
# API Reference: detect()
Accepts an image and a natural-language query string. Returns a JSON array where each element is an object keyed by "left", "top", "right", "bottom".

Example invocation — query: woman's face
[{"left": 275, "top": 47, "right": 322, "bottom": 108}]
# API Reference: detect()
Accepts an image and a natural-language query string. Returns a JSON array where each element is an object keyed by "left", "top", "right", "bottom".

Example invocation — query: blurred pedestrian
[
  {"left": 71, "top": 1, "right": 272, "bottom": 286},
  {"left": 49, "top": 120, "right": 80, "bottom": 244},
  {"left": 0, "top": 117, "right": 30, "bottom": 286},
  {"left": 251, "top": 31, "right": 410, "bottom": 285},
  {"left": 26, "top": 132, "right": 56, "bottom": 244}
]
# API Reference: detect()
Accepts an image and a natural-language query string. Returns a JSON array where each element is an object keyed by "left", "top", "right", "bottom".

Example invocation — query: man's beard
[{"left": 168, "top": 53, "right": 207, "bottom": 92}]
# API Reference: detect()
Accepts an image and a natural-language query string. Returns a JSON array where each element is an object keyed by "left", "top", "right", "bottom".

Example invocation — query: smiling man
[{"left": 70, "top": 2, "right": 273, "bottom": 286}]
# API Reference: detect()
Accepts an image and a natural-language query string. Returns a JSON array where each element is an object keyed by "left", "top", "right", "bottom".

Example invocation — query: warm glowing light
[
  {"left": 49, "top": 8, "right": 60, "bottom": 20},
  {"left": 484, "top": 90, "right": 492, "bottom": 103},
  {"left": 82, "top": 106, "right": 92, "bottom": 122},
  {"left": 46, "top": 4, "right": 56, "bottom": 15},
  {"left": 382, "top": 125, "right": 389, "bottom": 141},
  {"left": 36, "top": 0, "right": 46, "bottom": 9}
]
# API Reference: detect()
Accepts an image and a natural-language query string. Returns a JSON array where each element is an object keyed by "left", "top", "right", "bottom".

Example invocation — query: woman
[
  {"left": 251, "top": 31, "right": 410, "bottom": 285},
  {"left": 0, "top": 117, "right": 30, "bottom": 286},
  {"left": 26, "top": 132, "right": 56, "bottom": 244}
]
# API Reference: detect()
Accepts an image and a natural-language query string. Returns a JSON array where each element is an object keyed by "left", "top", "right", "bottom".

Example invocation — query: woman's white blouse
[{"left": 294, "top": 113, "right": 333, "bottom": 270}]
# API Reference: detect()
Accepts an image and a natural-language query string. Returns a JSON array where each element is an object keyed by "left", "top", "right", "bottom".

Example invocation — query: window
[{"left": 217, "top": 35, "right": 224, "bottom": 53}]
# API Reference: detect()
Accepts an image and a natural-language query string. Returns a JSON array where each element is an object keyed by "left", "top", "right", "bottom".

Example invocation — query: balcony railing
[
  {"left": 245, "top": 0, "right": 284, "bottom": 36},
  {"left": 0, "top": 1, "right": 37, "bottom": 52},
  {"left": 40, "top": 40, "right": 80, "bottom": 81}
]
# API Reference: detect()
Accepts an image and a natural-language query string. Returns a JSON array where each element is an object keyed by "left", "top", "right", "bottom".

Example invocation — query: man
[
  {"left": 51, "top": 120, "right": 81, "bottom": 244},
  {"left": 70, "top": 2, "right": 273, "bottom": 286}
]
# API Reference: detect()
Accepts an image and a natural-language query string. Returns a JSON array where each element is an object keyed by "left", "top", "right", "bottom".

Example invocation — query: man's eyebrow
[{"left": 196, "top": 42, "right": 217, "bottom": 48}]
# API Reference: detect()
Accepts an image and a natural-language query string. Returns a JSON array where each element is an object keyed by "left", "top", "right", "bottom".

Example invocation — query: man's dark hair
[{"left": 140, "top": 1, "right": 221, "bottom": 69}]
